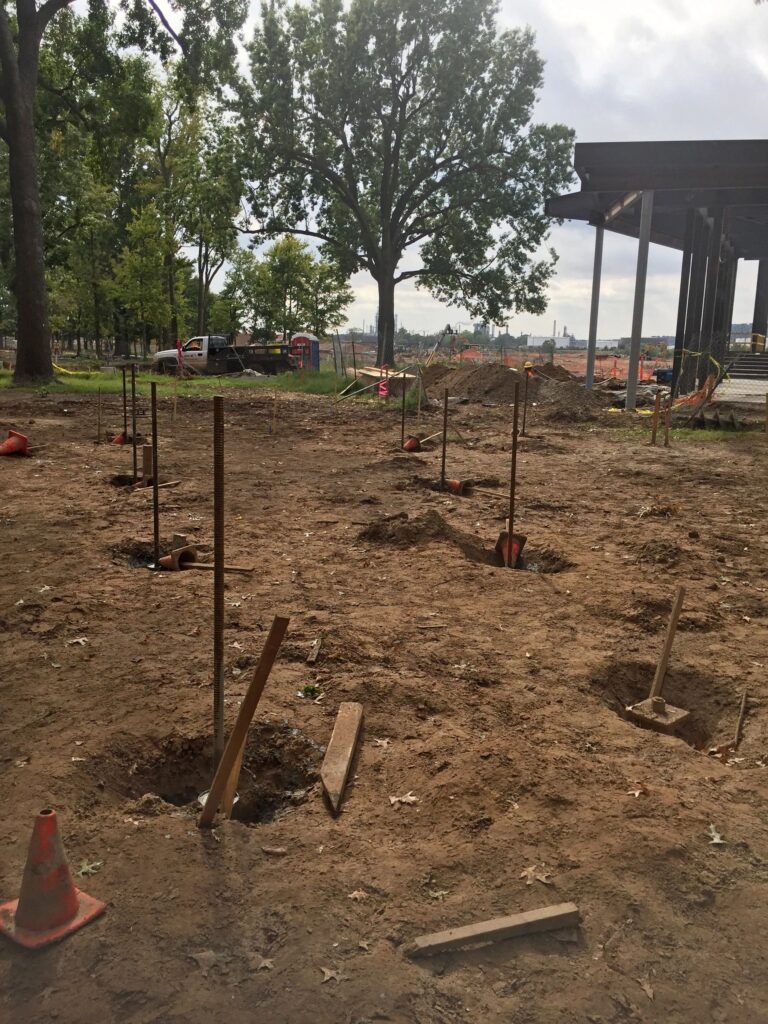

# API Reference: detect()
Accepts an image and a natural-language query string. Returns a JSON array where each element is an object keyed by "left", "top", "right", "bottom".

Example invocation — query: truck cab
[{"left": 154, "top": 336, "right": 229, "bottom": 373}]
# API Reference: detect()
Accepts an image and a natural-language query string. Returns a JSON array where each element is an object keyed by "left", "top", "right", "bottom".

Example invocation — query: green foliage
[
  {"left": 111, "top": 203, "right": 171, "bottom": 351},
  {"left": 246, "top": 0, "right": 574, "bottom": 362},
  {"left": 221, "top": 237, "right": 353, "bottom": 338}
]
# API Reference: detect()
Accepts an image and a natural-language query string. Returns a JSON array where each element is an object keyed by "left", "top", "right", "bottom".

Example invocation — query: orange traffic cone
[
  {"left": 0, "top": 809, "right": 106, "bottom": 948},
  {"left": 0, "top": 429, "right": 28, "bottom": 456}
]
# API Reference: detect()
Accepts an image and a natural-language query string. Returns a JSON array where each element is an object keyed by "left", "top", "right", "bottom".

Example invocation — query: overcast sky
[{"left": 345, "top": 0, "right": 768, "bottom": 339}]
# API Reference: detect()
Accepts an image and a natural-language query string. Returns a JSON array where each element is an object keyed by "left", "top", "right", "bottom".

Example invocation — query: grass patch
[
  {"left": 608, "top": 421, "right": 761, "bottom": 444},
  {"left": 0, "top": 367, "right": 345, "bottom": 399}
]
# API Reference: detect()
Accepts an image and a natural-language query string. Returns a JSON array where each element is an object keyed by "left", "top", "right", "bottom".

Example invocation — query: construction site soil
[{"left": 2, "top": 380, "right": 768, "bottom": 1024}]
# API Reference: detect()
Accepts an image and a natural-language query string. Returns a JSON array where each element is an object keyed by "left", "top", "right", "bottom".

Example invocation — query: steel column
[
  {"left": 678, "top": 213, "right": 708, "bottom": 395},
  {"left": 671, "top": 209, "right": 695, "bottom": 393},
  {"left": 697, "top": 207, "right": 724, "bottom": 387},
  {"left": 752, "top": 259, "right": 768, "bottom": 337},
  {"left": 626, "top": 190, "right": 654, "bottom": 412},
  {"left": 585, "top": 225, "right": 604, "bottom": 389}
]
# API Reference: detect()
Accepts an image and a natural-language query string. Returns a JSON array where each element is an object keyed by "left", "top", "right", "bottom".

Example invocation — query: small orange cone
[
  {"left": 0, "top": 809, "right": 106, "bottom": 949},
  {"left": 110, "top": 431, "right": 126, "bottom": 445},
  {"left": 0, "top": 429, "right": 28, "bottom": 456}
]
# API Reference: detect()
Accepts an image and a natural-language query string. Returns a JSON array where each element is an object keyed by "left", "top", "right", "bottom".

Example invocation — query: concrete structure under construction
[{"left": 546, "top": 140, "right": 768, "bottom": 409}]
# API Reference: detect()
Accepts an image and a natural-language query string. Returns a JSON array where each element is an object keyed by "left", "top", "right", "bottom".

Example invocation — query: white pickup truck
[{"left": 153, "top": 335, "right": 295, "bottom": 375}]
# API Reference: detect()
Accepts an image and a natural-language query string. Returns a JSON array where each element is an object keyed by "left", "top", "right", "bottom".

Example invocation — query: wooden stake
[
  {"left": 663, "top": 399, "right": 671, "bottom": 447},
  {"left": 198, "top": 616, "right": 290, "bottom": 828},
  {"left": 507, "top": 382, "right": 520, "bottom": 568},
  {"left": 96, "top": 387, "right": 102, "bottom": 444},
  {"left": 440, "top": 388, "right": 449, "bottom": 490},
  {"left": 320, "top": 702, "right": 364, "bottom": 815},
  {"left": 650, "top": 391, "right": 662, "bottom": 445},
  {"left": 521, "top": 370, "right": 529, "bottom": 437},
  {"left": 272, "top": 390, "right": 278, "bottom": 435},
  {"left": 733, "top": 690, "right": 748, "bottom": 749},
  {"left": 220, "top": 747, "right": 244, "bottom": 818},
  {"left": 649, "top": 586, "right": 685, "bottom": 699},
  {"left": 416, "top": 368, "right": 423, "bottom": 434}
]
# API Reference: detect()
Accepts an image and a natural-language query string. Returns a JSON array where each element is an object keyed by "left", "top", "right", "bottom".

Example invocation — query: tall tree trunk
[
  {"left": 2, "top": 37, "right": 53, "bottom": 382},
  {"left": 196, "top": 238, "right": 205, "bottom": 333},
  {"left": 376, "top": 272, "right": 396, "bottom": 366},
  {"left": 166, "top": 250, "right": 178, "bottom": 342}
]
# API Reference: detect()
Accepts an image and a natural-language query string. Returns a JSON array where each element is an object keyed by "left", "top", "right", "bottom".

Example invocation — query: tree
[
  {"left": 111, "top": 203, "right": 169, "bottom": 356},
  {"left": 221, "top": 237, "right": 353, "bottom": 339},
  {"left": 247, "top": 0, "right": 574, "bottom": 366},
  {"left": 0, "top": 0, "right": 247, "bottom": 382}
]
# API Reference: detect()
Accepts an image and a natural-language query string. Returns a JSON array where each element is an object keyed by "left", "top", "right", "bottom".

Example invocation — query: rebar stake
[
  {"left": 440, "top": 387, "right": 449, "bottom": 490},
  {"left": 150, "top": 382, "right": 160, "bottom": 569},
  {"left": 131, "top": 364, "right": 138, "bottom": 483},
  {"left": 507, "top": 382, "right": 520, "bottom": 568},
  {"left": 400, "top": 373, "right": 407, "bottom": 448},
  {"left": 213, "top": 395, "right": 225, "bottom": 770},
  {"left": 121, "top": 365, "right": 128, "bottom": 440}
]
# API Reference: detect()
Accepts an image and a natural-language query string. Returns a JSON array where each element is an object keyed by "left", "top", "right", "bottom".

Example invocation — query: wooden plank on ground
[
  {"left": 307, "top": 638, "right": 322, "bottom": 664},
  {"left": 407, "top": 902, "right": 580, "bottom": 959},
  {"left": 320, "top": 702, "right": 363, "bottom": 815}
]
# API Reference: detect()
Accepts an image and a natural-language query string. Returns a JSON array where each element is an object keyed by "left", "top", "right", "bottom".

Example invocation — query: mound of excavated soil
[
  {"left": 358, "top": 509, "right": 452, "bottom": 546},
  {"left": 422, "top": 363, "right": 527, "bottom": 403},
  {"left": 534, "top": 363, "right": 574, "bottom": 382},
  {"left": 534, "top": 378, "right": 607, "bottom": 422}
]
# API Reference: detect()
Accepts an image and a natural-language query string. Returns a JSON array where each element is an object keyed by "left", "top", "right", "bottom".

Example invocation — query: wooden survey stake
[
  {"left": 198, "top": 615, "right": 290, "bottom": 827},
  {"left": 320, "top": 702, "right": 363, "bottom": 815},
  {"left": 407, "top": 902, "right": 580, "bottom": 958},
  {"left": 626, "top": 585, "right": 690, "bottom": 733}
]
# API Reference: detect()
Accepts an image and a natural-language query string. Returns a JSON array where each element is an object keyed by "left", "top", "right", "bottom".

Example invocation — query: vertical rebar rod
[
  {"left": 213, "top": 395, "right": 225, "bottom": 770},
  {"left": 507, "top": 382, "right": 520, "bottom": 568},
  {"left": 131, "top": 364, "right": 138, "bottom": 483},
  {"left": 150, "top": 382, "right": 160, "bottom": 568},
  {"left": 650, "top": 391, "right": 661, "bottom": 446},
  {"left": 351, "top": 338, "right": 357, "bottom": 380},
  {"left": 440, "top": 387, "right": 449, "bottom": 490},
  {"left": 521, "top": 370, "right": 529, "bottom": 437},
  {"left": 121, "top": 366, "right": 128, "bottom": 439},
  {"left": 400, "top": 373, "right": 407, "bottom": 448}
]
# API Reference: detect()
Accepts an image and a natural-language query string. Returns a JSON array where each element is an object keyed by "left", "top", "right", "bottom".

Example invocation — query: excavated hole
[
  {"left": 109, "top": 473, "right": 137, "bottom": 487},
  {"left": 109, "top": 538, "right": 212, "bottom": 569},
  {"left": 588, "top": 659, "right": 737, "bottom": 749},
  {"left": 519, "top": 545, "right": 574, "bottom": 574},
  {"left": 91, "top": 725, "right": 322, "bottom": 823},
  {"left": 110, "top": 538, "right": 174, "bottom": 568}
]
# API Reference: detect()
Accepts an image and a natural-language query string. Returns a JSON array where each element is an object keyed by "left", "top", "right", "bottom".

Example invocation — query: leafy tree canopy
[{"left": 246, "top": 0, "right": 574, "bottom": 364}]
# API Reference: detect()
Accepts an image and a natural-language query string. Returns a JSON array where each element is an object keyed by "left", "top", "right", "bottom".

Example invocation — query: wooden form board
[
  {"left": 407, "top": 902, "right": 580, "bottom": 958},
  {"left": 320, "top": 702, "right": 363, "bottom": 815}
]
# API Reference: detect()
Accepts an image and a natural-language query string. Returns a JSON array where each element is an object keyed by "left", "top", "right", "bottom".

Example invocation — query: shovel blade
[{"left": 495, "top": 531, "right": 527, "bottom": 568}]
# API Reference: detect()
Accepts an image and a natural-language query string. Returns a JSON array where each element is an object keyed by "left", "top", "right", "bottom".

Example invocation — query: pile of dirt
[
  {"left": 358, "top": 510, "right": 498, "bottom": 565},
  {"left": 357, "top": 509, "right": 453, "bottom": 546},
  {"left": 422, "top": 362, "right": 527, "bottom": 403},
  {"left": 534, "top": 363, "right": 574, "bottom": 382},
  {"left": 534, "top": 378, "right": 606, "bottom": 422}
]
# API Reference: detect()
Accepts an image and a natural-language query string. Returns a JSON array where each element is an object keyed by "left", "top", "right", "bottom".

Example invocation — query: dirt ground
[{"left": 2, "top": 379, "right": 768, "bottom": 1024}]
